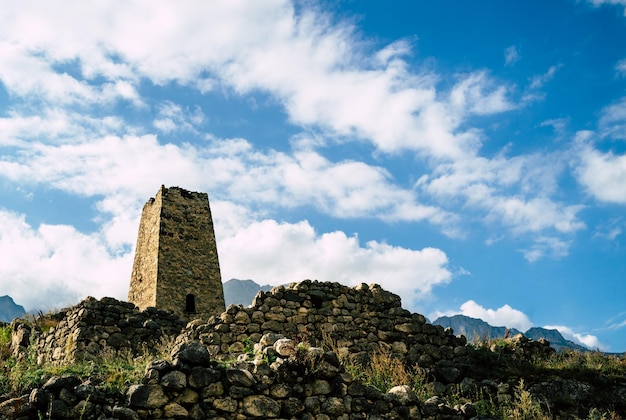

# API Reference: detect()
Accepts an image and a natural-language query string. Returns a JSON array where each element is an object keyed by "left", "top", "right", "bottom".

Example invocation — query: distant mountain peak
[
  {"left": 0, "top": 295, "right": 26, "bottom": 323},
  {"left": 433, "top": 314, "right": 589, "bottom": 352},
  {"left": 223, "top": 278, "right": 273, "bottom": 307}
]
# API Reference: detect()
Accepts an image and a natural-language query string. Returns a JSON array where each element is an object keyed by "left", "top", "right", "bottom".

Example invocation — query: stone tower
[{"left": 128, "top": 186, "right": 225, "bottom": 321}]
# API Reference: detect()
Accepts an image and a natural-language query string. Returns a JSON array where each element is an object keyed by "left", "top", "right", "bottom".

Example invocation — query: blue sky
[{"left": 1, "top": 1, "right": 625, "bottom": 351}]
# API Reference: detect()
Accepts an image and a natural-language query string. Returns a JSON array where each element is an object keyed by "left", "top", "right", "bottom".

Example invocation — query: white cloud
[
  {"left": 577, "top": 144, "right": 626, "bottom": 204},
  {"left": 588, "top": 0, "right": 626, "bottom": 15},
  {"left": 419, "top": 153, "right": 585, "bottom": 246},
  {"left": 0, "top": 210, "right": 131, "bottom": 311},
  {"left": 0, "top": 1, "right": 596, "bottom": 280},
  {"left": 0, "top": 109, "right": 125, "bottom": 147},
  {"left": 434, "top": 301, "right": 607, "bottom": 350},
  {"left": 449, "top": 71, "right": 515, "bottom": 116},
  {"left": 607, "top": 312, "right": 626, "bottom": 330},
  {"left": 521, "top": 237, "right": 572, "bottom": 262},
  {"left": 153, "top": 101, "right": 205, "bottom": 134},
  {"left": 455, "top": 300, "right": 533, "bottom": 331},
  {"left": 0, "top": 132, "right": 454, "bottom": 230},
  {"left": 593, "top": 217, "right": 624, "bottom": 240},
  {"left": 0, "top": 0, "right": 517, "bottom": 162},
  {"left": 616, "top": 59, "right": 626, "bottom": 76},
  {"left": 219, "top": 219, "right": 452, "bottom": 309},
  {"left": 544, "top": 325, "right": 606, "bottom": 350},
  {"left": 0, "top": 1, "right": 574, "bottom": 246},
  {"left": 529, "top": 64, "right": 561, "bottom": 90},
  {"left": 599, "top": 97, "right": 626, "bottom": 139},
  {"left": 504, "top": 46, "right": 520, "bottom": 66},
  {"left": 0, "top": 209, "right": 452, "bottom": 314}
]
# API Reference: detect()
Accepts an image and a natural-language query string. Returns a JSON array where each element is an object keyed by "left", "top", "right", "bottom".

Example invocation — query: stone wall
[
  {"left": 1, "top": 338, "right": 474, "bottom": 419},
  {"left": 36, "top": 296, "right": 185, "bottom": 365},
  {"left": 3, "top": 280, "right": 626, "bottom": 419},
  {"left": 129, "top": 186, "right": 225, "bottom": 322},
  {"left": 179, "top": 280, "right": 469, "bottom": 384}
]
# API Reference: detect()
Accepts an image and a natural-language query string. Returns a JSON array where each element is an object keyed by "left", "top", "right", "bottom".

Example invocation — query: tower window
[{"left": 185, "top": 294, "right": 196, "bottom": 313}]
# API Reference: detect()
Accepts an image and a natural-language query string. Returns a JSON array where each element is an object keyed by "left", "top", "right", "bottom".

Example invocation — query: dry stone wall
[
  {"left": 36, "top": 296, "right": 184, "bottom": 365},
  {"left": 180, "top": 280, "right": 469, "bottom": 384},
  {"left": 4, "top": 280, "right": 625, "bottom": 419},
  {"left": 2, "top": 339, "right": 469, "bottom": 419}
]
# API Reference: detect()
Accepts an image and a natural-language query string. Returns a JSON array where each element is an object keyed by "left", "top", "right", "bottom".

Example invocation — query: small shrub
[
  {"left": 504, "top": 379, "right": 550, "bottom": 420},
  {"left": 0, "top": 324, "right": 11, "bottom": 347},
  {"left": 0, "top": 335, "right": 174, "bottom": 397},
  {"left": 345, "top": 347, "right": 416, "bottom": 393}
]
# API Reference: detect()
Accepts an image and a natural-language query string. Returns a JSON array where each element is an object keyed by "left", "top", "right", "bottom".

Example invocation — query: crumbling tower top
[{"left": 128, "top": 185, "right": 225, "bottom": 321}]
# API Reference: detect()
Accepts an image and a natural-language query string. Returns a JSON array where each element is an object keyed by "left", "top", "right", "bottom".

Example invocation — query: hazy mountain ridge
[
  {"left": 433, "top": 314, "right": 589, "bottom": 352},
  {"left": 223, "top": 278, "right": 273, "bottom": 307},
  {"left": 432, "top": 314, "right": 523, "bottom": 341},
  {"left": 0, "top": 295, "right": 26, "bottom": 323}
]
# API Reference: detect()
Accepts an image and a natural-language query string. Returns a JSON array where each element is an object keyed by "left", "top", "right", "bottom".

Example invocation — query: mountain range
[
  {"left": 0, "top": 295, "right": 26, "bottom": 323},
  {"left": 432, "top": 314, "right": 589, "bottom": 352}
]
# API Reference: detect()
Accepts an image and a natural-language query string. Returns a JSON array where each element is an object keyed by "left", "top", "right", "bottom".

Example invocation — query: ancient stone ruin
[
  {"left": 35, "top": 297, "right": 184, "bottom": 365},
  {"left": 6, "top": 280, "right": 623, "bottom": 419},
  {"left": 3, "top": 186, "right": 625, "bottom": 419},
  {"left": 128, "top": 186, "right": 225, "bottom": 322}
]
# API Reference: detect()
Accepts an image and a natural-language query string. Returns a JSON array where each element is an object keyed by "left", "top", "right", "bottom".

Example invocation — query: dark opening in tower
[{"left": 185, "top": 294, "right": 196, "bottom": 313}]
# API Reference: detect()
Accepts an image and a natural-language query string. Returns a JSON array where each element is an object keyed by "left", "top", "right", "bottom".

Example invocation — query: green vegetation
[
  {"left": 342, "top": 346, "right": 430, "bottom": 399},
  {"left": 331, "top": 336, "right": 626, "bottom": 419},
  {"left": 0, "top": 324, "right": 11, "bottom": 347},
  {"left": 0, "top": 335, "right": 172, "bottom": 397},
  {"left": 2, "top": 323, "right": 625, "bottom": 419}
]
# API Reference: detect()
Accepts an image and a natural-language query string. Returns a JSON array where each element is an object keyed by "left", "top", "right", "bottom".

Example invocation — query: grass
[
  {"left": 539, "top": 350, "right": 626, "bottom": 378},
  {"left": 503, "top": 379, "right": 551, "bottom": 420},
  {"left": 346, "top": 347, "right": 430, "bottom": 397},
  {"left": 0, "top": 324, "right": 11, "bottom": 347},
  {"left": 0, "top": 334, "right": 172, "bottom": 397},
  {"left": 2, "top": 321, "right": 626, "bottom": 419}
]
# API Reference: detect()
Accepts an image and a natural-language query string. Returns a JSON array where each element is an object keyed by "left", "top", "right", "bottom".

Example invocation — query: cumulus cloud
[
  {"left": 0, "top": 210, "right": 131, "bottom": 311},
  {"left": 576, "top": 144, "right": 626, "bottom": 204},
  {"left": 0, "top": 209, "right": 452, "bottom": 313},
  {"left": 219, "top": 219, "right": 452, "bottom": 309},
  {"left": 0, "top": 0, "right": 514, "bottom": 162},
  {"left": 457, "top": 300, "right": 533, "bottom": 331},
  {"left": 0, "top": 0, "right": 602, "bottom": 318},
  {"left": 544, "top": 325, "right": 606, "bottom": 350},
  {"left": 418, "top": 151, "right": 585, "bottom": 258}
]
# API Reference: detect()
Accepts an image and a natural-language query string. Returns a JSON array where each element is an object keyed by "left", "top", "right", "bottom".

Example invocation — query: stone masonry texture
[{"left": 128, "top": 186, "right": 225, "bottom": 321}]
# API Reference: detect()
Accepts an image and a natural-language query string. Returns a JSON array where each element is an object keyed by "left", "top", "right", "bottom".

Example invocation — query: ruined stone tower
[{"left": 128, "top": 186, "right": 225, "bottom": 321}]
